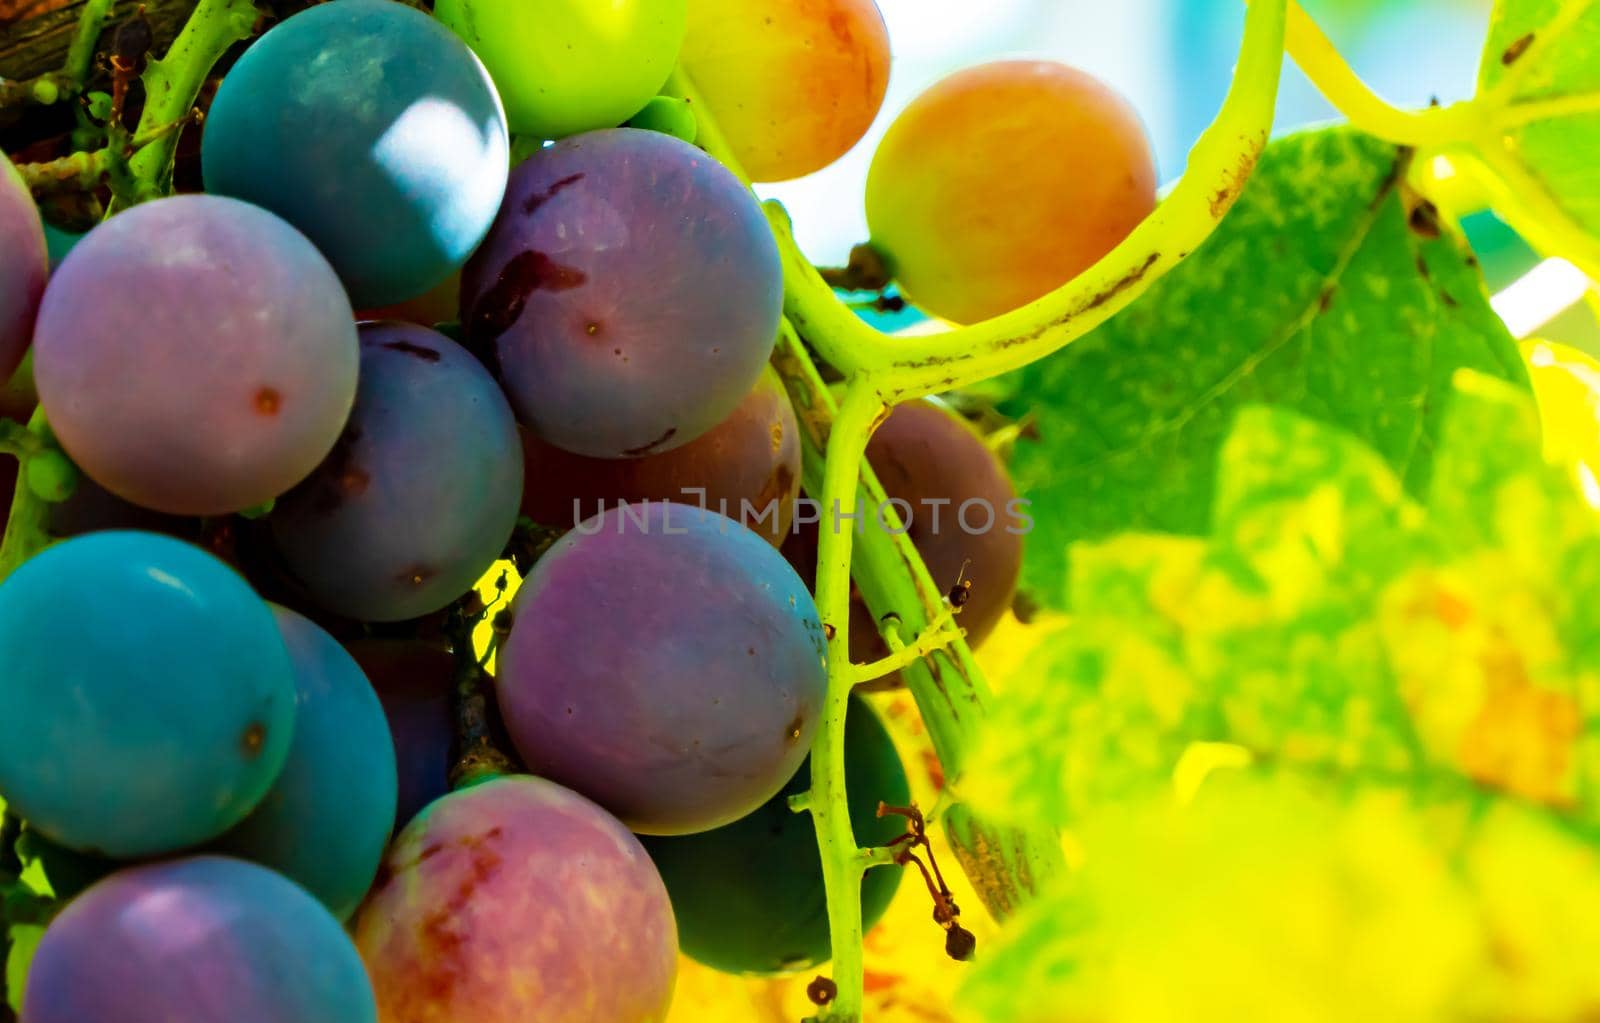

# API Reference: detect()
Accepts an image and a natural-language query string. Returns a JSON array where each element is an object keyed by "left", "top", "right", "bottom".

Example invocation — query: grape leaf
[
  {"left": 965, "top": 377, "right": 1600, "bottom": 1021},
  {"left": 973, "top": 373, "right": 1600, "bottom": 828},
  {"left": 1472, "top": 0, "right": 1600, "bottom": 260},
  {"left": 1005, "top": 127, "right": 1525, "bottom": 611},
  {"left": 959, "top": 775, "right": 1600, "bottom": 1023}
]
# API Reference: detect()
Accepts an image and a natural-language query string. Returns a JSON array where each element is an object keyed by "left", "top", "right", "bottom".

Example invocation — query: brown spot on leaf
[
  {"left": 1501, "top": 32, "right": 1534, "bottom": 66},
  {"left": 1408, "top": 200, "right": 1442, "bottom": 239}
]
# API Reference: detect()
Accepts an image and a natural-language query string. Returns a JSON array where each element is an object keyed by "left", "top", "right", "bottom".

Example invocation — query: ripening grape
[
  {"left": 866, "top": 61, "right": 1158, "bottom": 324},
  {"left": 679, "top": 0, "right": 890, "bottom": 182},
  {"left": 520, "top": 364, "right": 802, "bottom": 545},
  {"left": 214, "top": 607, "right": 397, "bottom": 920},
  {"left": 434, "top": 0, "right": 685, "bottom": 140},
  {"left": 203, "top": 0, "right": 509, "bottom": 307},
  {"left": 785, "top": 399, "right": 1024, "bottom": 688},
  {"left": 32, "top": 195, "right": 358, "bottom": 516},
  {"left": 269, "top": 322, "right": 523, "bottom": 623},
  {"left": 497, "top": 502, "right": 828, "bottom": 834},
  {"left": 460, "top": 128, "right": 782, "bottom": 459},
  {"left": 0, "top": 152, "right": 46, "bottom": 383},
  {"left": 0, "top": 531, "right": 295, "bottom": 857},
  {"left": 642, "top": 695, "right": 908, "bottom": 974},
  {"left": 346, "top": 639, "right": 455, "bottom": 831},
  {"left": 355, "top": 776, "right": 677, "bottom": 1023},
  {"left": 23, "top": 856, "right": 378, "bottom": 1023}
]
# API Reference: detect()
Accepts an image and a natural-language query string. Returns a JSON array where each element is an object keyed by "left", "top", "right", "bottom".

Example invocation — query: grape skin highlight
[
  {"left": 215, "top": 607, "right": 398, "bottom": 921},
  {"left": 866, "top": 60, "right": 1158, "bottom": 324},
  {"left": 269, "top": 322, "right": 524, "bottom": 623},
  {"left": 0, "top": 152, "right": 46, "bottom": 384},
  {"left": 355, "top": 776, "right": 677, "bottom": 1023},
  {"left": 520, "top": 364, "right": 802, "bottom": 546},
  {"left": 461, "top": 128, "right": 782, "bottom": 459},
  {"left": 0, "top": 531, "right": 296, "bottom": 858},
  {"left": 680, "top": 0, "right": 891, "bottom": 183},
  {"left": 23, "top": 856, "right": 378, "bottom": 1023},
  {"left": 32, "top": 195, "right": 359, "bottom": 516},
  {"left": 203, "top": 0, "right": 509, "bottom": 307},
  {"left": 497, "top": 502, "right": 828, "bottom": 834}
]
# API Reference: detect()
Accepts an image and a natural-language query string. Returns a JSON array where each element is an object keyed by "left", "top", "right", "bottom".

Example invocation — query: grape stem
[
  {"left": 107, "top": 0, "right": 256, "bottom": 211},
  {"left": 673, "top": 0, "right": 1287, "bottom": 1012},
  {"left": 0, "top": 413, "right": 59, "bottom": 585},
  {"left": 1283, "top": 0, "right": 1600, "bottom": 283},
  {"left": 443, "top": 605, "right": 515, "bottom": 790},
  {"left": 848, "top": 606, "right": 959, "bottom": 686}
]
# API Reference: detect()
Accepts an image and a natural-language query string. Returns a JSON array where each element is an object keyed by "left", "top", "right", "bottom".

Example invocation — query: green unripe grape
[
  {"left": 433, "top": 0, "right": 687, "bottom": 139},
  {"left": 626, "top": 96, "right": 698, "bottom": 144},
  {"left": 26, "top": 449, "right": 78, "bottom": 503}
]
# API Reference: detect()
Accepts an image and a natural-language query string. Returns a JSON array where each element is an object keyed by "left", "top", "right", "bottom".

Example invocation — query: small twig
[
  {"left": 849, "top": 607, "right": 960, "bottom": 686},
  {"left": 444, "top": 602, "right": 515, "bottom": 789},
  {"left": 0, "top": 73, "right": 72, "bottom": 108},
  {"left": 17, "top": 149, "right": 115, "bottom": 197}
]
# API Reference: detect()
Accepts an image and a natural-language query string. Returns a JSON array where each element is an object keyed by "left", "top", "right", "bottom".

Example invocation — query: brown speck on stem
[{"left": 822, "top": 622, "right": 836, "bottom": 641}]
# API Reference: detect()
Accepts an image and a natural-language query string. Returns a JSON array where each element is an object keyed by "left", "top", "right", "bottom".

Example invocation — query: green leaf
[
  {"left": 960, "top": 775, "right": 1600, "bottom": 1023},
  {"left": 974, "top": 374, "right": 1600, "bottom": 829},
  {"left": 1474, "top": 0, "right": 1600, "bottom": 250},
  {"left": 1005, "top": 127, "right": 1526, "bottom": 612}
]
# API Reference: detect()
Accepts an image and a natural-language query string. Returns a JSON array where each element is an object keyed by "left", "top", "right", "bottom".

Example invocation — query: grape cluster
[{"left": 0, "top": 0, "right": 1159, "bottom": 1018}]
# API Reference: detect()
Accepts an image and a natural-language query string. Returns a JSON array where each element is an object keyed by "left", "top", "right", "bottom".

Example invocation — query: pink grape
[
  {"left": 0, "top": 152, "right": 47, "bottom": 383},
  {"left": 354, "top": 775, "right": 677, "bottom": 1023},
  {"left": 32, "top": 195, "right": 358, "bottom": 515}
]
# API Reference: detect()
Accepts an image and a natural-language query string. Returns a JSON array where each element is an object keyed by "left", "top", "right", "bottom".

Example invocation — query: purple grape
[
  {"left": 0, "top": 153, "right": 47, "bottom": 384},
  {"left": 460, "top": 128, "right": 782, "bottom": 458},
  {"left": 345, "top": 638, "right": 455, "bottom": 831},
  {"left": 22, "top": 856, "right": 377, "bottom": 1023},
  {"left": 497, "top": 502, "right": 827, "bottom": 834},
  {"left": 32, "top": 195, "right": 358, "bottom": 515},
  {"left": 268, "top": 322, "right": 523, "bottom": 622},
  {"left": 354, "top": 776, "right": 676, "bottom": 1023}
]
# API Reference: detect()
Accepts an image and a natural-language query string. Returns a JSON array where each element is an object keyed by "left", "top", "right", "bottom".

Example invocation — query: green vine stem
[
  {"left": 0, "top": 416, "right": 54, "bottom": 585},
  {"left": 672, "top": 3, "right": 1286, "bottom": 1012},
  {"left": 1283, "top": 0, "right": 1600, "bottom": 285},
  {"left": 109, "top": 0, "right": 256, "bottom": 210}
]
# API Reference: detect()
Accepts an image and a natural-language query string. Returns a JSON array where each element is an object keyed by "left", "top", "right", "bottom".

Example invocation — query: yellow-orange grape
[
  {"left": 866, "top": 61, "right": 1158, "bottom": 325},
  {"left": 680, "top": 0, "right": 890, "bottom": 182}
]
